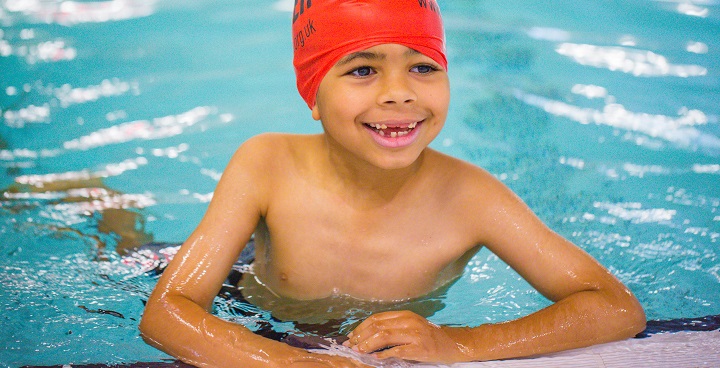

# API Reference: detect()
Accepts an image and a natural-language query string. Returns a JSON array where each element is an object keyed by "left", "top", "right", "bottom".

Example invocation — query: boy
[{"left": 139, "top": 1, "right": 646, "bottom": 366}]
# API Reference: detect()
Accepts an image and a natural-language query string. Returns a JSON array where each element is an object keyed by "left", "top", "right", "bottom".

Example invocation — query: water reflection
[
  {"left": 558, "top": 157, "right": 720, "bottom": 180},
  {"left": 53, "top": 79, "right": 139, "bottom": 108},
  {"left": 0, "top": 38, "right": 76, "bottom": 64},
  {"left": 677, "top": 2, "right": 710, "bottom": 17},
  {"left": 1, "top": 171, "right": 155, "bottom": 257},
  {"left": 525, "top": 26, "right": 571, "bottom": 42},
  {"left": 2, "top": 102, "right": 50, "bottom": 128},
  {"left": 652, "top": 0, "right": 714, "bottom": 18},
  {"left": 555, "top": 43, "right": 708, "bottom": 77},
  {"left": 593, "top": 201, "right": 677, "bottom": 224},
  {"left": 514, "top": 88, "right": 719, "bottom": 154},
  {"left": 2, "top": 0, "right": 156, "bottom": 26},
  {"left": 2, "top": 78, "right": 140, "bottom": 127},
  {"left": 14, "top": 157, "right": 148, "bottom": 186},
  {"left": 687, "top": 41, "right": 709, "bottom": 54},
  {"left": 62, "top": 106, "right": 220, "bottom": 151}
]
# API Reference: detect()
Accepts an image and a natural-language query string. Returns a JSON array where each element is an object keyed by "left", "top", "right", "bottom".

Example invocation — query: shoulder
[
  {"left": 217, "top": 133, "right": 312, "bottom": 188},
  {"left": 224, "top": 133, "right": 322, "bottom": 190},
  {"left": 233, "top": 132, "right": 302, "bottom": 156},
  {"left": 424, "top": 148, "right": 506, "bottom": 197},
  {"left": 208, "top": 133, "right": 320, "bottom": 217},
  {"left": 424, "top": 149, "right": 534, "bottom": 240},
  {"left": 229, "top": 133, "right": 318, "bottom": 169}
]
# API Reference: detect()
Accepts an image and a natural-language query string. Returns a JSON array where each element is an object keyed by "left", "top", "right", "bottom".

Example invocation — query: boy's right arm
[{"left": 138, "top": 134, "right": 366, "bottom": 368}]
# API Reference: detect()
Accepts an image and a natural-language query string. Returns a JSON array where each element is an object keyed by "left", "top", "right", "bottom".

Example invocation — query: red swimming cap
[{"left": 292, "top": 0, "right": 447, "bottom": 109}]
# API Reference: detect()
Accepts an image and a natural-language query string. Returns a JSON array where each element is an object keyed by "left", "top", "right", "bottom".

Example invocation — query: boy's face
[{"left": 312, "top": 44, "right": 450, "bottom": 171}]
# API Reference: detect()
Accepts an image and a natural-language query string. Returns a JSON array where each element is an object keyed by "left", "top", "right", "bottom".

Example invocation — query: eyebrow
[{"left": 336, "top": 48, "right": 423, "bottom": 66}]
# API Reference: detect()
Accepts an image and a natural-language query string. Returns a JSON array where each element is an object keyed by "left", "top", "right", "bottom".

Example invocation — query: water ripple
[
  {"left": 1, "top": 0, "right": 157, "bottom": 26},
  {"left": 515, "top": 89, "right": 720, "bottom": 155},
  {"left": 556, "top": 43, "right": 708, "bottom": 77}
]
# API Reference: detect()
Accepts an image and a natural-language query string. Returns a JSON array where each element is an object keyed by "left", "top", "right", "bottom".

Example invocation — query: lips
[
  {"left": 363, "top": 120, "right": 424, "bottom": 148},
  {"left": 364, "top": 121, "right": 419, "bottom": 137}
]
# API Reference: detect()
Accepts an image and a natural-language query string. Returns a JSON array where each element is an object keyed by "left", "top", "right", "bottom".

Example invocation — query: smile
[
  {"left": 364, "top": 121, "right": 420, "bottom": 137},
  {"left": 362, "top": 120, "right": 424, "bottom": 148}
]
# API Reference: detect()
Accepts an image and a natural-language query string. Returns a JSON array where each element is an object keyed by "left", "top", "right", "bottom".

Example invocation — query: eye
[
  {"left": 411, "top": 64, "right": 438, "bottom": 74},
  {"left": 348, "top": 66, "right": 375, "bottom": 77}
]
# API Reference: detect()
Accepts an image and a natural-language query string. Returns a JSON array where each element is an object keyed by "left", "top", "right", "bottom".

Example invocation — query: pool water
[{"left": 1, "top": 0, "right": 719, "bottom": 366}]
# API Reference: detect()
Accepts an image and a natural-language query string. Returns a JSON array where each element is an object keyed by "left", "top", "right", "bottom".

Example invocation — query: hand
[{"left": 343, "top": 311, "right": 472, "bottom": 363}]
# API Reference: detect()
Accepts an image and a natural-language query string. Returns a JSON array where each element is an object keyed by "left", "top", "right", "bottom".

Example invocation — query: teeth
[
  {"left": 368, "top": 121, "right": 420, "bottom": 138},
  {"left": 370, "top": 123, "right": 418, "bottom": 130}
]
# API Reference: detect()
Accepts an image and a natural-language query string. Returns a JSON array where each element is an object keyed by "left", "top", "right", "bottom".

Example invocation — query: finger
[
  {"left": 352, "top": 310, "right": 417, "bottom": 332},
  {"left": 355, "top": 326, "right": 428, "bottom": 354},
  {"left": 363, "top": 310, "right": 413, "bottom": 321},
  {"left": 348, "top": 311, "right": 418, "bottom": 341},
  {"left": 373, "top": 343, "right": 426, "bottom": 361},
  {"left": 347, "top": 313, "right": 393, "bottom": 339},
  {"left": 355, "top": 330, "right": 393, "bottom": 353},
  {"left": 347, "top": 314, "right": 430, "bottom": 354}
]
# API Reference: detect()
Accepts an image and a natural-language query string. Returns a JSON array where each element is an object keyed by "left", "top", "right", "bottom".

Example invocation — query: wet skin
[{"left": 140, "top": 44, "right": 645, "bottom": 367}]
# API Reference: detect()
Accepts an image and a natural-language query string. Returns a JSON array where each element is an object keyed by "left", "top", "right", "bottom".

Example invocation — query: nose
[{"left": 377, "top": 71, "right": 417, "bottom": 106}]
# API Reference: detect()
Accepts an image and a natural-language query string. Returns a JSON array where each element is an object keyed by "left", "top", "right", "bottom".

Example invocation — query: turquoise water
[{"left": 1, "top": 0, "right": 719, "bottom": 366}]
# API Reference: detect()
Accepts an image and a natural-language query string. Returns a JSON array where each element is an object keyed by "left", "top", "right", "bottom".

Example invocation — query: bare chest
[{"left": 252, "top": 202, "right": 476, "bottom": 301}]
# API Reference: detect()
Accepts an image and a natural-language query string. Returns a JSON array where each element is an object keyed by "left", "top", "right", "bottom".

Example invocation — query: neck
[{"left": 321, "top": 135, "right": 425, "bottom": 206}]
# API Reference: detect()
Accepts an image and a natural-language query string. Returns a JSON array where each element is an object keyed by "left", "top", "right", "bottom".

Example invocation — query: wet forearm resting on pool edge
[
  {"left": 140, "top": 284, "right": 645, "bottom": 366},
  {"left": 140, "top": 293, "right": 370, "bottom": 368},
  {"left": 438, "top": 287, "right": 646, "bottom": 361}
]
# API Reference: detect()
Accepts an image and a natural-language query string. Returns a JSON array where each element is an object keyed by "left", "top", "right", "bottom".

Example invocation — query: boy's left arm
[{"left": 345, "top": 171, "right": 646, "bottom": 363}]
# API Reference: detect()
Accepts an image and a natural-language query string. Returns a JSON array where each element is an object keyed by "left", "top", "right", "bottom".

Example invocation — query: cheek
[
  {"left": 336, "top": 87, "right": 372, "bottom": 107},
  {"left": 439, "top": 89, "right": 451, "bottom": 115},
  {"left": 320, "top": 89, "right": 367, "bottom": 120},
  {"left": 421, "top": 79, "right": 450, "bottom": 108},
  {"left": 426, "top": 91, "right": 450, "bottom": 117},
  {"left": 439, "top": 82, "right": 451, "bottom": 105}
]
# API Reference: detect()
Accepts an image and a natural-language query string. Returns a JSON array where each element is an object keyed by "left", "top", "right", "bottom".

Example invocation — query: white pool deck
[
  {"left": 450, "top": 331, "right": 720, "bottom": 368},
  {"left": 40, "top": 330, "right": 720, "bottom": 367},
  {"left": 325, "top": 330, "right": 720, "bottom": 368}
]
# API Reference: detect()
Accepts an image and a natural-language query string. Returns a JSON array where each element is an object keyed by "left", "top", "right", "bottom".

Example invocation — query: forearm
[
  {"left": 139, "top": 294, "right": 298, "bottom": 368},
  {"left": 449, "top": 289, "right": 646, "bottom": 361}
]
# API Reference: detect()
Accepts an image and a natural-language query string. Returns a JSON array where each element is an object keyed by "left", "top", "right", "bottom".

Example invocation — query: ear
[{"left": 311, "top": 104, "right": 321, "bottom": 121}]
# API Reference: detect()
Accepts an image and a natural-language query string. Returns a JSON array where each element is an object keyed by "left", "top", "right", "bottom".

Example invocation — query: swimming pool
[{"left": 1, "top": 0, "right": 718, "bottom": 366}]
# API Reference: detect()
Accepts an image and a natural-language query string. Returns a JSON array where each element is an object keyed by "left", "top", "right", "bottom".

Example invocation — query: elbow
[
  {"left": 139, "top": 292, "right": 204, "bottom": 349},
  {"left": 593, "top": 282, "right": 647, "bottom": 340},
  {"left": 138, "top": 297, "right": 169, "bottom": 346},
  {"left": 615, "top": 289, "right": 647, "bottom": 338},
  {"left": 138, "top": 304, "right": 157, "bottom": 344},
  {"left": 138, "top": 310, "right": 153, "bottom": 339},
  {"left": 626, "top": 301, "right": 647, "bottom": 337}
]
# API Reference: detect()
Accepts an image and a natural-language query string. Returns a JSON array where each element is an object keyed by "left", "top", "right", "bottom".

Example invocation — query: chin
[{"left": 371, "top": 152, "right": 424, "bottom": 171}]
